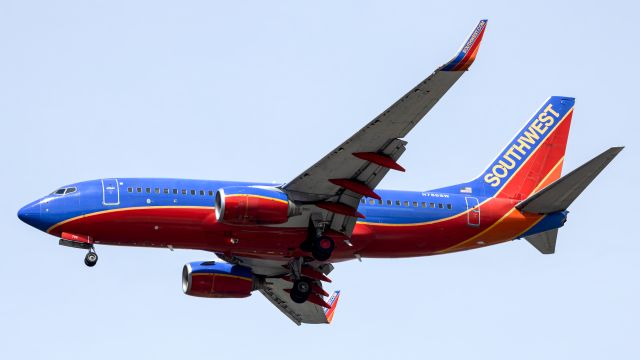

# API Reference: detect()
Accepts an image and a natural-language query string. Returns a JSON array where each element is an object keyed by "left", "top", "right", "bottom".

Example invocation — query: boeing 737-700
[{"left": 18, "top": 20, "right": 623, "bottom": 325}]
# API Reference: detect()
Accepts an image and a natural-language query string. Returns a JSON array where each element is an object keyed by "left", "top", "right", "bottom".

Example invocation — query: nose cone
[{"left": 18, "top": 201, "right": 41, "bottom": 228}]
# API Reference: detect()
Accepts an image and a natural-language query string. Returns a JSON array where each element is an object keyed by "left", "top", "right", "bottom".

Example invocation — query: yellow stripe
[
  {"left": 191, "top": 273, "right": 252, "bottom": 282},
  {"left": 225, "top": 194, "right": 289, "bottom": 205},
  {"left": 48, "top": 194, "right": 288, "bottom": 234},
  {"left": 357, "top": 207, "right": 477, "bottom": 227},
  {"left": 530, "top": 156, "right": 564, "bottom": 194},
  {"left": 47, "top": 205, "right": 214, "bottom": 234}
]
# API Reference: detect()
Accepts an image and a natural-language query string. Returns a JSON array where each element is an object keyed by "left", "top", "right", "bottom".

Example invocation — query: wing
[
  {"left": 220, "top": 255, "right": 339, "bottom": 325},
  {"left": 259, "top": 278, "right": 330, "bottom": 325},
  {"left": 283, "top": 20, "right": 488, "bottom": 236}
]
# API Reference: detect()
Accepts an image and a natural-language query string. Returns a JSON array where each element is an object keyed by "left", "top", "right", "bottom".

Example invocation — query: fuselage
[{"left": 17, "top": 178, "right": 567, "bottom": 262}]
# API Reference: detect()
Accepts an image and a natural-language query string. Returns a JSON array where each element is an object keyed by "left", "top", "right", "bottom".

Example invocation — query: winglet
[
  {"left": 324, "top": 290, "right": 341, "bottom": 324},
  {"left": 441, "top": 19, "right": 488, "bottom": 71}
]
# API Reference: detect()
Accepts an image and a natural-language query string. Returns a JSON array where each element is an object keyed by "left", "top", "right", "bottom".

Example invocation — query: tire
[
  {"left": 312, "top": 236, "right": 334, "bottom": 262},
  {"left": 84, "top": 252, "right": 98, "bottom": 267},
  {"left": 290, "top": 279, "right": 312, "bottom": 303},
  {"left": 299, "top": 240, "right": 313, "bottom": 252}
]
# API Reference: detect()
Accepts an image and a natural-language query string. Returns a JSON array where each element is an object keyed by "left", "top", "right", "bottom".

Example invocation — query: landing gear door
[
  {"left": 102, "top": 178, "right": 120, "bottom": 206},
  {"left": 465, "top": 196, "right": 480, "bottom": 227}
]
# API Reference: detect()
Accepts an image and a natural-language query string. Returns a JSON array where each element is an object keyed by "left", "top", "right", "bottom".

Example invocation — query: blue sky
[{"left": 1, "top": 1, "right": 638, "bottom": 359}]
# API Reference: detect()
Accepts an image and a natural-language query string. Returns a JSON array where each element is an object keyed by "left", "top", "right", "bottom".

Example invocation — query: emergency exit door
[
  {"left": 465, "top": 197, "right": 480, "bottom": 227},
  {"left": 102, "top": 178, "right": 120, "bottom": 206}
]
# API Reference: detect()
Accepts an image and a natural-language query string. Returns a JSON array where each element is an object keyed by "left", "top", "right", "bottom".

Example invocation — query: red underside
[{"left": 48, "top": 199, "right": 529, "bottom": 261}]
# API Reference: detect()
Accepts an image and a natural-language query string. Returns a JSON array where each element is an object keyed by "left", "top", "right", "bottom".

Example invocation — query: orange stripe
[{"left": 437, "top": 156, "right": 567, "bottom": 253}]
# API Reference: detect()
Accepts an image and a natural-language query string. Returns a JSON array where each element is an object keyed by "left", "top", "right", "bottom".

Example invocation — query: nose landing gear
[
  {"left": 84, "top": 249, "right": 98, "bottom": 267},
  {"left": 58, "top": 236, "right": 98, "bottom": 267}
]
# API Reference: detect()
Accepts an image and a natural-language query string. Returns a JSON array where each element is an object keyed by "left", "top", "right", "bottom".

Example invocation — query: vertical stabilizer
[{"left": 434, "top": 96, "right": 575, "bottom": 200}]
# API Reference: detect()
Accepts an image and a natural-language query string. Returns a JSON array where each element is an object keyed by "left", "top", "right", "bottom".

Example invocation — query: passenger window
[
  {"left": 361, "top": 199, "right": 366, "bottom": 204},
  {"left": 447, "top": 204, "right": 452, "bottom": 210},
  {"left": 421, "top": 202, "right": 426, "bottom": 208},
  {"left": 164, "top": 188, "right": 169, "bottom": 194},
  {"left": 430, "top": 202, "right": 435, "bottom": 208},
  {"left": 182, "top": 189, "right": 187, "bottom": 195},
  {"left": 438, "top": 203, "right": 443, "bottom": 209},
  {"left": 199, "top": 190, "right": 205, "bottom": 196},
  {"left": 155, "top": 188, "right": 160, "bottom": 194},
  {"left": 137, "top": 187, "right": 142, "bottom": 193},
  {"left": 395, "top": 200, "right": 401, "bottom": 206},
  {"left": 412, "top": 201, "right": 418, "bottom": 207},
  {"left": 173, "top": 189, "right": 178, "bottom": 195},
  {"left": 369, "top": 199, "right": 376, "bottom": 205},
  {"left": 190, "top": 190, "right": 196, "bottom": 195},
  {"left": 208, "top": 190, "right": 214, "bottom": 196},
  {"left": 146, "top": 188, "right": 151, "bottom": 193},
  {"left": 127, "top": 187, "right": 132, "bottom": 193},
  {"left": 387, "top": 200, "right": 392, "bottom": 206},
  {"left": 403, "top": 201, "right": 409, "bottom": 206}
]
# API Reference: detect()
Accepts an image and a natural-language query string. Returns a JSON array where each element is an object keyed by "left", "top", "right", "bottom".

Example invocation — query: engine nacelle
[
  {"left": 182, "top": 261, "right": 255, "bottom": 298},
  {"left": 214, "top": 186, "right": 299, "bottom": 225}
]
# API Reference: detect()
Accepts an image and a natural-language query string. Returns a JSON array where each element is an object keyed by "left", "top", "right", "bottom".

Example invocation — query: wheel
[
  {"left": 84, "top": 252, "right": 98, "bottom": 267},
  {"left": 290, "top": 278, "right": 312, "bottom": 303},
  {"left": 299, "top": 240, "right": 313, "bottom": 252},
  {"left": 311, "top": 235, "right": 334, "bottom": 262}
]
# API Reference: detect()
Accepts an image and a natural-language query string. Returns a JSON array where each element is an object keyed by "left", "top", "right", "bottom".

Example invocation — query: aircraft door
[
  {"left": 102, "top": 178, "right": 120, "bottom": 206},
  {"left": 465, "top": 197, "right": 480, "bottom": 227}
]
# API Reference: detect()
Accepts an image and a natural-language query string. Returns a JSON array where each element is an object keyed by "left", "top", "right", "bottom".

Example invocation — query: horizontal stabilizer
[
  {"left": 517, "top": 147, "right": 623, "bottom": 214},
  {"left": 525, "top": 228, "right": 558, "bottom": 254}
]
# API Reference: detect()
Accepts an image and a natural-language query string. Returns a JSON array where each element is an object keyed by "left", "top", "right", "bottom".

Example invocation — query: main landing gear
[
  {"left": 301, "top": 220, "right": 335, "bottom": 262},
  {"left": 311, "top": 236, "right": 334, "bottom": 262},
  {"left": 290, "top": 278, "right": 312, "bottom": 304},
  {"left": 84, "top": 248, "right": 98, "bottom": 267},
  {"left": 286, "top": 257, "right": 333, "bottom": 306}
]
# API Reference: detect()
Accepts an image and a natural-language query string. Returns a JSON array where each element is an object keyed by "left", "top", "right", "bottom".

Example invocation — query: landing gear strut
[{"left": 84, "top": 248, "right": 98, "bottom": 267}]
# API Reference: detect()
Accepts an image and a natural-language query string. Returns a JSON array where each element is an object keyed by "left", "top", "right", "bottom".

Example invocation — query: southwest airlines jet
[{"left": 18, "top": 20, "right": 623, "bottom": 325}]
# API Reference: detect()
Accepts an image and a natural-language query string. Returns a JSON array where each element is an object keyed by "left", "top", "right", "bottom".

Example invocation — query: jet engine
[
  {"left": 182, "top": 261, "right": 256, "bottom": 298},
  {"left": 214, "top": 186, "right": 299, "bottom": 225}
]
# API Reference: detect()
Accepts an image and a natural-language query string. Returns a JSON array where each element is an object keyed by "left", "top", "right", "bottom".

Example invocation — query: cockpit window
[{"left": 52, "top": 187, "right": 77, "bottom": 196}]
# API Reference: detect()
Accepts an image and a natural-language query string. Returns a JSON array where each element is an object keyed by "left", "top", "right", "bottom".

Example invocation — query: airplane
[{"left": 17, "top": 19, "right": 623, "bottom": 325}]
